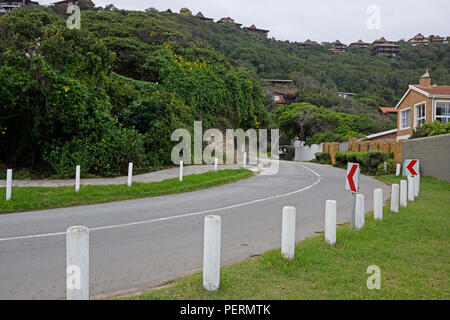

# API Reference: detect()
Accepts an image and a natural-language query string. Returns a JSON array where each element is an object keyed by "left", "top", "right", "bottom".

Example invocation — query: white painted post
[
  {"left": 408, "top": 176, "right": 415, "bottom": 202},
  {"left": 391, "top": 184, "right": 399, "bottom": 214},
  {"left": 325, "top": 200, "right": 336, "bottom": 246},
  {"left": 6, "top": 169, "right": 12, "bottom": 201},
  {"left": 75, "top": 165, "right": 80, "bottom": 193},
  {"left": 396, "top": 163, "right": 401, "bottom": 176},
  {"left": 66, "top": 226, "right": 89, "bottom": 300},
  {"left": 414, "top": 174, "right": 420, "bottom": 197},
  {"left": 179, "top": 160, "right": 183, "bottom": 182},
  {"left": 355, "top": 193, "right": 365, "bottom": 231},
  {"left": 127, "top": 162, "right": 133, "bottom": 187},
  {"left": 374, "top": 189, "right": 383, "bottom": 220},
  {"left": 214, "top": 158, "right": 218, "bottom": 172},
  {"left": 400, "top": 180, "right": 408, "bottom": 208},
  {"left": 203, "top": 215, "right": 221, "bottom": 291},
  {"left": 243, "top": 152, "right": 247, "bottom": 168},
  {"left": 281, "top": 206, "right": 296, "bottom": 259}
]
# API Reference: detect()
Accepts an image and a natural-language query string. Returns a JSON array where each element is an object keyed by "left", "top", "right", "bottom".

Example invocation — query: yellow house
[{"left": 395, "top": 71, "right": 450, "bottom": 140}]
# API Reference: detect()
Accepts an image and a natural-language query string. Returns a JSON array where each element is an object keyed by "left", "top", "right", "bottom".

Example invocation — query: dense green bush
[
  {"left": 334, "top": 150, "right": 390, "bottom": 175},
  {"left": 410, "top": 121, "right": 450, "bottom": 139},
  {"left": 314, "top": 152, "right": 331, "bottom": 164},
  {"left": 279, "top": 145, "right": 295, "bottom": 161}
]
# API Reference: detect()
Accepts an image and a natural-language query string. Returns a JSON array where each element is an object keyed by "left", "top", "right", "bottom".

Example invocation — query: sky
[{"left": 39, "top": 0, "right": 450, "bottom": 44}]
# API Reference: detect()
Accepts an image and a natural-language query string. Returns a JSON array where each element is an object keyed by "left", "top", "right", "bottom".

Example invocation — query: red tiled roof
[
  {"left": 412, "top": 85, "right": 450, "bottom": 95},
  {"left": 380, "top": 107, "right": 397, "bottom": 113}
]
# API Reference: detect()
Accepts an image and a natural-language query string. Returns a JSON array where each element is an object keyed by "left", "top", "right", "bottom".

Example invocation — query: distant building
[
  {"left": 244, "top": 24, "right": 269, "bottom": 36},
  {"left": 299, "top": 39, "right": 319, "bottom": 48},
  {"left": 445, "top": 37, "right": 450, "bottom": 44},
  {"left": 164, "top": 9, "right": 173, "bottom": 13},
  {"left": 371, "top": 37, "right": 400, "bottom": 58},
  {"left": 329, "top": 40, "right": 347, "bottom": 54},
  {"left": 266, "top": 88, "right": 298, "bottom": 105},
  {"left": 195, "top": 11, "right": 213, "bottom": 21},
  {"left": 429, "top": 35, "right": 445, "bottom": 44},
  {"left": 349, "top": 39, "right": 370, "bottom": 49},
  {"left": 379, "top": 107, "right": 398, "bottom": 119},
  {"left": 0, "top": 0, "right": 38, "bottom": 12},
  {"left": 263, "top": 79, "right": 294, "bottom": 85},
  {"left": 217, "top": 17, "right": 242, "bottom": 27},
  {"left": 53, "top": 0, "right": 95, "bottom": 6},
  {"left": 337, "top": 92, "right": 356, "bottom": 99},
  {"left": 408, "top": 33, "right": 429, "bottom": 46}
]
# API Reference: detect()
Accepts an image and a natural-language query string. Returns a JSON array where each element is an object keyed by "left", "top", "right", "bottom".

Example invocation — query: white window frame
[
  {"left": 414, "top": 101, "right": 426, "bottom": 128},
  {"left": 435, "top": 100, "right": 450, "bottom": 124},
  {"left": 399, "top": 107, "right": 411, "bottom": 130}
]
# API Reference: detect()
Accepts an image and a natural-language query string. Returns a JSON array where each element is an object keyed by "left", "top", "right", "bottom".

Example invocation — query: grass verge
[
  {"left": 0, "top": 169, "right": 253, "bottom": 215},
  {"left": 128, "top": 175, "right": 450, "bottom": 300}
]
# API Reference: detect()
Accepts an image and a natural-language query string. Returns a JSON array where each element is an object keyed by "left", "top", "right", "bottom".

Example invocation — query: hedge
[
  {"left": 334, "top": 150, "right": 393, "bottom": 175},
  {"left": 314, "top": 152, "right": 332, "bottom": 164}
]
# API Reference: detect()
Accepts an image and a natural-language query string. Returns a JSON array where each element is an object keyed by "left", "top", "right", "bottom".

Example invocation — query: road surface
[{"left": 0, "top": 161, "right": 390, "bottom": 299}]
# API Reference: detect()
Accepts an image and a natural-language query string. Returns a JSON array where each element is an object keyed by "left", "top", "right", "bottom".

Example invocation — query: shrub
[
  {"left": 411, "top": 121, "right": 450, "bottom": 139},
  {"left": 334, "top": 150, "right": 390, "bottom": 175},
  {"left": 315, "top": 152, "right": 331, "bottom": 164}
]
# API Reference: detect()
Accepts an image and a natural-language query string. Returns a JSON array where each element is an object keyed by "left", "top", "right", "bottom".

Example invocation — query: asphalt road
[{"left": 0, "top": 161, "right": 390, "bottom": 300}]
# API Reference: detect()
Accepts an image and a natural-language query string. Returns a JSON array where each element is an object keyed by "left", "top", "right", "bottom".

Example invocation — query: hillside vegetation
[{"left": 0, "top": 6, "right": 448, "bottom": 176}]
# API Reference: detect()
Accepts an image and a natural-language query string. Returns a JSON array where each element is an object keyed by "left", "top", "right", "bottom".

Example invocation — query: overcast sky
[{"left": 40, "top": 0, "right": 449, "bottom": 44}]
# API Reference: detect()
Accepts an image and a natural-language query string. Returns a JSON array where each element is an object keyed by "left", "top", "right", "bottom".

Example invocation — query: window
[
  {"left": 400, "top": 108, "right": 411, "bottom": 130},
  {"left": 273, "top": 95, "right": 281, "bottom": 102},
  {"left": 415, "top": 103, "right": 426, "bottom": 127},
  {"left": 436, "top": 102, "right": 450, "bottom": 123}
]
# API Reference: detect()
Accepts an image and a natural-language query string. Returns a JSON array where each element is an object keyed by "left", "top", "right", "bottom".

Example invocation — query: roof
[
  {"left": 363, "top": 129, "right": 398, "bottom": 140},
  {"left": 395, "top": 84, "right": 450, "bottom": 109},
  {"left": 380, "top": 107, "right": 398, "bottom": 114},
  {"left": 245, "top": 24, "right": 269, "bottom": 33},
  {"left": 195, "top": 12, "right": 213, "bottom": 20},
  {"left": 268, "top": 88, "right": 298, "bottom": 96}
]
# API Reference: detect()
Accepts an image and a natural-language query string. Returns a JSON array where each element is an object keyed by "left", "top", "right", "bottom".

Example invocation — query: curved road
[{"left": 0, "top": 161, "right": 390, "bottom": 299}]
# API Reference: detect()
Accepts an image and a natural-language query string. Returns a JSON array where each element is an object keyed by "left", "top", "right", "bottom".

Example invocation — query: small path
[{"left": 0, "top": 164, "right": 248, "bottom": 187}]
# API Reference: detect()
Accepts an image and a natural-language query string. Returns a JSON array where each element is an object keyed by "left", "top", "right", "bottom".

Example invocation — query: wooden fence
[{"left": 323, "top": 139, "right": 402, "bottom": 164}]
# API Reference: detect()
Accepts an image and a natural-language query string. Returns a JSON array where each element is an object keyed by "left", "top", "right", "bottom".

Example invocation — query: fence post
[
  {"left": 391, "top": 184, "right": 399, "bottom": 214},
  {"left": 243, "top": 152, "right": 247, "bottom": 168},
  {"left": 400, "top": 180, "right": 408, "bottom": 208},
  {"left": 127, "top": 162, "right": 133, "bottom": 187},
  {"left": 281, "top": 206, "right": 296, "bottom": 259},
  {"left": 66, "top": 226, "right": 89, "bottom": 300},
  {"left": 374, "top": 189, "right": 383, "bottom": 220},
  {"left": 408, "top": 176, "right": 415, "bottom": 202},
  {"left": 414, "top": 174, "right": 420, "bottom": 197},
  {"left": 203, "top": 215, "right": 221, "bottom": 291},
  {"left": 355, "top": 194, "right": 365, "bottom": 231},
  {"left": 214, "top": 158, "right": 218, "bottom": 172},
  {"left": 325, "top": 200, "right": 336, "bottom": 245},
  {"left": 75, "top": 165, "right": 80, "bottom": 193},
  {"left": 179, "top": 160, "right": 183, "bottom": 182},
  {"left": 6, "top": 169, "right": 12, "bottom": 201},
  {"left": 396, "top": 163, "right": 401, "bottom": 176}
]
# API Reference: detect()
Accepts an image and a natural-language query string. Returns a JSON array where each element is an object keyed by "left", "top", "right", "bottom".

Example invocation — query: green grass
[
  {"left": 128, "top": 175, "right": 450, "bottom": 300},
  {"left": 0, "top": 169, "right": 253, "bottom": 215}
]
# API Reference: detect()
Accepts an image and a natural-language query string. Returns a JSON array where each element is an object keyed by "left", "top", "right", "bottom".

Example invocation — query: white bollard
[
  {"left": 214, "top": 158, "right": 218, "bottom": 172},
  {"left": 408, "top": 176, "right": 415, "bottom": 202},
  {"left": 355, "top": 193, "right": 365, "bottom": 231},
  {"left": 179, "top": 160, "right": 183, "bottom": 182},
  {"left": 374, "top": 189, "right": 383, "bottom": 220},
  {"left": 75, "top": 165, "right": 80, "bottom": 193},
  {"left": 203, "top": 215, "right": 221, "bottom": 291},
  {"left": 66, "top": 226, "right": 89, "bottom": 300},
  {"left": 243, "top": 152, "right": 247, "bottom": 168},
  {"left": 281, "top": 206, "right": 296, "bottom": 259},
  {"left": 396, "top": 163, "right": 401, "bottom": 176},
  {"left": 325, "top": 200, "right": 337, "bottom": 246},
  {"left": 400, "top": 180, "right": 408, "bottom": 208},
  {"left": 6, "top": 169, "right": 12, "bottom": 201},
  {"left": 391, "top": 184, "right": 399, "bottom": 214},
  {"left": 414, "top": 174, "right": 420, "bottom": 197},
  {"left": 127, "top": 162, "right": 133, "bottom": 187}
]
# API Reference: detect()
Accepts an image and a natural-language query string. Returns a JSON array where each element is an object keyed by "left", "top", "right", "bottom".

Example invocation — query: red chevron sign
[
  {"left": 345, "top": 163, "right": 360, "bottom": 193},
  {"left": 405, "top": 159, "right": 419, "bottom": 176}
]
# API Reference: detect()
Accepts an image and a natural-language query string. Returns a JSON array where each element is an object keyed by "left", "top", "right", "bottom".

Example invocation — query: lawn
[
  {"left": 0, "top": 169, "right": 253, "bottom": 214},
  {"left": 128, "top": 175, "right": 450, "bottom": 300}
]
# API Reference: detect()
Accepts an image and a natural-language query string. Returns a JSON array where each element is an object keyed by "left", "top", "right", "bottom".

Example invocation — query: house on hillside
[
  {"left": 395, "top": 71, "right": 450, "bottom": 140},
  {"left": 329, "top": 40, "right": 347, "bottom": 54},
  {"left": 371, "top": 37, "right": 400, "bottom": 58},
  {"left": 217, "top": 17, "right": 242, "bottom": 27},
  {"left": 195, "top": 12, "right": 213, "bottom": 21},
  {"left": 53, "top": 0, "right": 95, "bottom": 6},
  {"left": 299, "top": 39, "right": 319, "bottom": 48},
  {"left": 379, "top": 107, "right": 398, "bottom": 119},
  {"left": 338, "top": 92, "right": 356, "bottom": 99},
  {"left": 263, "top": 79, "right": 294, "bottom": 85},
  {"left": 349, "top": 40, "right": 370, "bottom": 49},
  {"left": 429, "top": 35, "right": 445, "bottom": 44},
  {"left": 0, "top": 0, "right": 38, "bottom": 12},
  {"left": 266, "top": 88, "right": 298, "bottom": 105},
  {"left": 244, "top": 24, "right": 269, "bottom": 36},
  {"left": 408, "top": 33, "right": 429, "bottom": 46}
]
